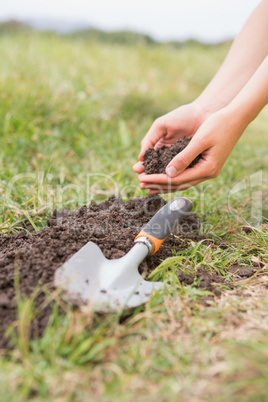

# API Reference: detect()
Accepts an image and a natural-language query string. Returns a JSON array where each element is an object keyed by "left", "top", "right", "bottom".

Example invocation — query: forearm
[
  {"left": 196, "top": 0, "right": 268, "bottom": 113},
  {"left": 226, "top": 55, "right": 268, "bottom": 130}
]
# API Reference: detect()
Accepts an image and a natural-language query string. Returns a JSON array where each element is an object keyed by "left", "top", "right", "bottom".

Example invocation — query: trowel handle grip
[{"left": 134, "top": 197, "right": 192, "bottom": 255}]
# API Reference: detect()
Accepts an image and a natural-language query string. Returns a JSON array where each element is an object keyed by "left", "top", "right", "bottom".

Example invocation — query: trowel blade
[
  {"left": 54, "top": 241, "right": 165, "bottom": 311},
  {"left": 54, "top": 241, "right": 106, "bottom": 305}
]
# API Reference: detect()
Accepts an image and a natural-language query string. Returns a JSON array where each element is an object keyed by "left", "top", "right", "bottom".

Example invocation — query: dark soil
[
  {"left": 0, "top": 195, "right": 262, "bottom": 349},
  {"left": 177, "top": 268, "right": 230, "bottom": 298},
  {"left": 228, "top": 263, "right": 264, "bottom": 278},
  {"left": 143, "top": 138, "right": 203, "bottom": 175}
]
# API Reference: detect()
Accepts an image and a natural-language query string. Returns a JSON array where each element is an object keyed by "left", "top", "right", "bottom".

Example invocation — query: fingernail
[{"left": 166, "top": 166, "right": 178, "bottom": 177}]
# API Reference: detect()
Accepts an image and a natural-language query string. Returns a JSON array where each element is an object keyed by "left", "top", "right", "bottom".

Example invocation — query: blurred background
[{"left": 0, "top": 0, "right": 262, "bottom": 43}]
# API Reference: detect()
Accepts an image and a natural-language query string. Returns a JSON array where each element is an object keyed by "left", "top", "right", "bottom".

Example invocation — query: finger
[
  {"left": 133, "top": 162, "right": 144, "bottom": 173},
  {"left": 142, "top": 179, "right": 203, "bottom": 191},
  {"left": 148, "top": 189, "right": 168, "bottom": 195},
  {"left": 140, "top": 182, "right": 173, "bottom": 191},
  {"left": 165, "top": 136, "right": 207, "bottom": 178},
  {"left": 139, "top": 160, "right": 208, "bottom": 185},
  {"left": 147, "top": 179, "right": 204, "bottom": 195},
  {"left": 139, "top": 173, "right": 169, "bottom": 183},
  {"left": 139, "top": 119, "right": 167, "bottom": 161},
  {"left": 142, "top": 178, "right": 204, "bottom": 193}
]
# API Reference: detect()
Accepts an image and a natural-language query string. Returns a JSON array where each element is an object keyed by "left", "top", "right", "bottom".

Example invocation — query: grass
[{"left": 0, "top": 28, "right": 268, "bottom": 401}]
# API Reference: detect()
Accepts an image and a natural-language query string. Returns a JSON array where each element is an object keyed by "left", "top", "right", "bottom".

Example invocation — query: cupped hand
[
  {"left": 136, "top": 108, "right": 245, "bottom": 194},
  {"left": 133, "top": 101, "right": 210, "bottom": 175}
]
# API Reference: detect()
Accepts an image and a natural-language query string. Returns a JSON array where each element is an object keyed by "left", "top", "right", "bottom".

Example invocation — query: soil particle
[
  {"left": 0, "top": 293, "right": 10, "bottom": 307},
  {"left": 241, "top": 225, "right": 255, "bottom": 234},
  {"left": 19, "top": 215, "right": 36, "bottom": 233},
  {"left": 143, "top": 138, "right": 202, "bottom": 175}
]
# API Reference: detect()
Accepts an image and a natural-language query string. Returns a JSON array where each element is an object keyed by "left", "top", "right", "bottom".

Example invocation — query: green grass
[{"left": 0, "top": 29, "right": 268, "bottom": 401}]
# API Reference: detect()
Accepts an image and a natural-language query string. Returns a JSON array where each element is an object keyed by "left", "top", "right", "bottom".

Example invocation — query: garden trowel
[{"left": 54, "top": 197, "right": 192, "bottom": 312}]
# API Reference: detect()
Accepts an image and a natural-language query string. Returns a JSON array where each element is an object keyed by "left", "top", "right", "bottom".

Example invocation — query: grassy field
[{"left": 0, "top": 28, "right": 268, "bottom": 401}]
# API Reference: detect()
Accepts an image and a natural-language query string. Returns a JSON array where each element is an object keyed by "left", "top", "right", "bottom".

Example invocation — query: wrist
[
  {"left": 219, "top": 104, "right": 249, "bottom": 143},
  {"left": 224, "top": 96, "right": 257, "bottom": 133},
  {"left": 190, "top": 99, "right": 213, "bottom": 122},
  {"left": 194, "top": 93, "right": 230, "bottom": 115}
]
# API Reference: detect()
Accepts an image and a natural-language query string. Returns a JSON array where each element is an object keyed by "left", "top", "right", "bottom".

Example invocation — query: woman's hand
[
  {"left": 132, "top": 101, "right": 210, "bottom": 175},
  {"left": 136, "top": 108, "right": 245, "bottom": 195}
]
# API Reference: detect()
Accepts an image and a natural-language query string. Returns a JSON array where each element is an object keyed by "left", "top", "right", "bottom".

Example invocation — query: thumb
[{"left": 166, "top": 138, "right": 203, "bottom": 177}]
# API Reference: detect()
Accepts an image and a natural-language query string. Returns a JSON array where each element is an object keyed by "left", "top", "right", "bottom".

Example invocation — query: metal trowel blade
[{"left": 54, "top": 241, "right": 165, "bottom": 312}]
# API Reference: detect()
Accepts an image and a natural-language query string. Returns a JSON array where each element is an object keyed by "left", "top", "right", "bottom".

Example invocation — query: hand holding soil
[
  {"left": 133, "top": 0, "right": 268, "bottom": 194},
  {"left": 134, "top": 73, "right": 268, "bottom": 195},
  {"left": 133, "top": 61, "right": 268, "bottom": 195},
  {"left": 133, "top": 107, "right": 245, "bottom": 194},
  {"left": 133, "top": 102, "right": 208, "bottom": 170},
  {"left": 142, "top": 137, "right": 203, "bottom": 175}
]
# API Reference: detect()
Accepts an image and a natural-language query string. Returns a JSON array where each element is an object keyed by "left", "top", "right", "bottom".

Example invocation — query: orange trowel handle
[{"left": 134, "top": 197, "right": 192, "bottom": 255}]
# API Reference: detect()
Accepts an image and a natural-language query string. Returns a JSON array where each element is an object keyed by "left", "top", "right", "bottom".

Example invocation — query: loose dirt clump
[
  {"left": 143, "top": 138, "right": 203, "bottom": 175},
  {"left": 178, "top": 268, "right": 233, "bottom": 298},
  {"left": 228, "top": 264, "right": 264, "bottom": 278}
]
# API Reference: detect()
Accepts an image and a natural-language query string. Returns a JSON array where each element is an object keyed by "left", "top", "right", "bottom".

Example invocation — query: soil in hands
[
  {"left": 0, "top": 195, "right": 262, "bottom": 349},
  {"left": 143, "top": 137, "right": 202, "bottom": 175}
]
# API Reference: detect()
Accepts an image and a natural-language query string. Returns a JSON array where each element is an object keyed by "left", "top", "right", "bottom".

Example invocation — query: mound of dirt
[
  {"left": 0, "top": 195, "right": 201, "bottom": 348},
  {"left": 0, "top": 195, "right": 263, "bottom": 348},
  {"left": 143, "top": 138, "right": 202, "bottom": 175}
]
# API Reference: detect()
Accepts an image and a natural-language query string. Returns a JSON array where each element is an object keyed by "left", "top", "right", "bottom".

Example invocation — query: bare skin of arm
[
  {"left": 138, "top": 56, "right": 268, "bottom": 194},
  {"left": 133, "top": 0, "right": 268, "bottom": 194}
]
